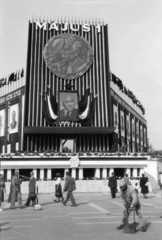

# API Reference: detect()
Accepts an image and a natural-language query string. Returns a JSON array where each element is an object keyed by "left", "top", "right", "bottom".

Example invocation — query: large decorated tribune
[{"left": 24, "top": 18, "right": 113, "bottom": 152}]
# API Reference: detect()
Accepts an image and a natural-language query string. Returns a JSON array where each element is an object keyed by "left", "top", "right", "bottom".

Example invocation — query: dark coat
[
  {"left": 108, "top": 176, "right": 117, "bottom": 189},
  {"left": 63, "top": 176, "right": 75, "bottom": 192},
  {"left": 29, "top": 177, "right": 36, "bottom": 193},
  {"left": 60, "top": 108, "right": 78, "bottom": 121},
  {"left": 140, "top": 176, "right": 149, "bottom": 194}
]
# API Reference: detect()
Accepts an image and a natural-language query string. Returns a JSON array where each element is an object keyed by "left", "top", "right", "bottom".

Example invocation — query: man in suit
[
  {"left": 10, "top": 110, "right": 17, "bottom": 130},
  {"left": 60, "top": 94, "right": 78, "bottom": 121},
  {"left": 63, "top": 172, "right": 76, "bottom": 207},
  {"left": 24, "top": 172, "right": 36, "bottom": 207},
  {"left": 108, "top": 172, "right": 117, "bottom": 199}
]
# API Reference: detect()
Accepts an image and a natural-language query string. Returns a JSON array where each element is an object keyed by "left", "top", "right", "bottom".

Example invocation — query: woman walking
[
  {"left": 0, "top": 174, "right": 6, "bottom": 211},
  {"left": 54, "top": 173, "right": 64, "bottom": 202},
  {"left": 140, "top": 174, "right": 149, "bottom": 198}
]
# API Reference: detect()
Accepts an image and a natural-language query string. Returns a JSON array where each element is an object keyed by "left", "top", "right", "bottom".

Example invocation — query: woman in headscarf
[{"left": 54, "top": 173, "right": 64, "bottom": 202}]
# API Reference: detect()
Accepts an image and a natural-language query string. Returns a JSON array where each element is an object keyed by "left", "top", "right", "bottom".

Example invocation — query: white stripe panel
[
  {"left": 16, "top": 142, "right": 19, "bottom": 151},
  {"left": 2, "top": 145, "right": 5, "bottom": 153},
  {"left": 7, "top": 144, "right": 11, "bottom": 154}
]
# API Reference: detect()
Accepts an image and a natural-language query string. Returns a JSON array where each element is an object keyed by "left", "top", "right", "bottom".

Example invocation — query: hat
[
  {"left": 119, "top": 179, "right": 127, "bottom": 188},
  {"left": 56, "top": 173, "right": 61, "bottom": 177}
]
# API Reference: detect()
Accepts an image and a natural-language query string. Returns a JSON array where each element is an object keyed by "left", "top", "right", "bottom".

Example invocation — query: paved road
[{"left": 0, "top": 191, "right": 162, "bottom": 240}]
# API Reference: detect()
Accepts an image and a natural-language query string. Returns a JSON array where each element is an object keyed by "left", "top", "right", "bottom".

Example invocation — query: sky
[{"left": 0, "top": 0, "right": 162, "bottom": 150}]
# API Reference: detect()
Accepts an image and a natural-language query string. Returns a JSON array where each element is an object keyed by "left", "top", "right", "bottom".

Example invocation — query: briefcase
[{"left": 29, "top": 192, "right": 37, "bottom": 200}]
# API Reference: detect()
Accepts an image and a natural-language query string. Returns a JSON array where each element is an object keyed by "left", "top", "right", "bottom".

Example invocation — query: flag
[
  {"left": 117, "top": 78, "right": 123, "bottom": 91},
  {"left": 17, "top": 70, "right": 20, "bottom": 80},
  {"left": 20, "top": 68, "right": 24, "bottom": 78},
  {"left": 79, "top": 87, "right": 90, "bottom": 114},
  {"left": 79, "top": 96, "right": 97, "bottom": 126},
  {"left": 8, "top": 72, "right": 16, "bottom": 82},
  {"left": 47, "top": 86, "right": 58, "bottom": 115},
  {"left": 124, "top": 86, "right": 128, "bottom": 95},
  {"left": 43, "top": 99, "right": 55, "bottom": 125},
  {"left": 112, "top": 74, "right": 117, "bottom": 84},
  {"left": 0, "top": 78, "right": 6, "bottom": 87}
]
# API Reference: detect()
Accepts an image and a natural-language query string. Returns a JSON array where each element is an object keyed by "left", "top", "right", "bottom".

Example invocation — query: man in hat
[
  {"left": 23, "top": 171, "right": 36, "bottom": 207},
  {"left": 10, "top": 170, "right": 23, "bottom": 209},
  {"left": 117, "top": 179, "right": 146, "bottom": 232}
]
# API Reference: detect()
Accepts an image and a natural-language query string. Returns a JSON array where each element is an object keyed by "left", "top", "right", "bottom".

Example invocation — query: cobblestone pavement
[{"left": 0, "top": 191, "right": 162, "bottom": 240}]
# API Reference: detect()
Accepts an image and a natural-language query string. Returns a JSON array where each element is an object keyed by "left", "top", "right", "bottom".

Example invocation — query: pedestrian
[
  {"left": 22, "top": 171, "right": 36, "bottom": 207},
  {"left": 62, "top": 172, "right": 76, "bottom": 207},
  {"left": 117, "top": 179, "right": 146, "bottom": 232},
  {"left": 124, "top": 174, "right": 132, "bottom": 185},
  {"left": 54, "top": 173, "right": 64, "bottom": 202},
  {"left": 10, "top": 170, "right": 23, "bottom": 209},
  {"left": 140, "top": 174, "right": 149, "bottom": 198},
  {"left": 134, "top": 182, "right": 139, "bottom": 194},
  {"left": 108, "top": 172, "right": 117, "bottom": 198},
  {"left": 0, "top": 174, "right": 6, "bottom": 211}
]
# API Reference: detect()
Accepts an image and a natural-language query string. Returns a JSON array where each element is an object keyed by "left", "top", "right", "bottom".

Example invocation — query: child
[
  {"left": 134, "top": 182, "right": 139, "bottom": 194},
  {"left": 0, "top": 174, "right": 6, "bottom": 211}
]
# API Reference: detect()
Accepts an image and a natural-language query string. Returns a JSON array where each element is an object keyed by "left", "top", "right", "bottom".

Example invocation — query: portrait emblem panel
[
  {"left": 0, "top": 109, "right": 5, "bottom": 137},
  {"left": 43, "top": 33, "right": 94, "bottom": 80},
  {"left": 9, "top": 103, "right": 19, "bottom": 134},
  {"left": 59, "top": 92, "right": 78, "bottom": 122}
]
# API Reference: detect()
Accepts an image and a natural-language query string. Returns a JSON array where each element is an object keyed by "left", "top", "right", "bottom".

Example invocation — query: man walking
[
  {"left": 23, "top": 171, "right": 36, "bottom": 207},
  {"left": 63, "top": 172, "right": 76, "bottom": 207},
  {"left": 108, "top": 172, "right": 117, "bottom": 198},
  {"left": 117, "top": 179, "right": 146, "bottom": 232},
  {"left": 10, "top": 170, "right": 23, "bottom": 209}
]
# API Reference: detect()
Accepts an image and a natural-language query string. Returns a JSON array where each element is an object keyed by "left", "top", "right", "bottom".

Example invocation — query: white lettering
[
  {"left": 96, "top": 24, "right": 101, "bottom": 33},
  {"left": 70, "top": 23, "right": 80, "bottom": 32},
  {"left": 35, "top": 21, "right": 47, "bottom": 30},
  {"left": 49, "top": 21, "right": 59, "bottom": 31},
  {"left": 82, "top": 24, "right": 90, "bottom": 32},
  {"left": 35, "top": 21, "right": 101, "bottom": 33},
  {"left": 61, "top": 22, "right": 68, "bottom": 31}
]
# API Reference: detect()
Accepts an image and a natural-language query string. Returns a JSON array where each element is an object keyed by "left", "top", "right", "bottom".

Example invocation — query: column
[
  {"left": 79, "top": 168, "right": 83, "bottom": 180},
  {"left": 109, "top": 168, "right": 114, "bottom": 177},
  {"left": 40, "top": 169, "right": 44, "bottom": 180},
  {"left": 0, "top": 169, "right": 4, "bottom": 175},
  {"left": 7, "top": 169, "right": 11, "bottom": 180},
  {"left": 132, "top": 168, "right": 138, "bottom": 178},
  {"left": 125, "top": 168, "right": 131, "bottom": 177},
  {"left": 64, "top": 169, "right": 69, "bottom": 178},
  {"left": 95, "top": 168, "right": 100, "bottom": 179},
  {"left": 47, "top": 169, "right": 51, "bottom": 180},
  {"left": 33, "top": 169, "right": 37, "bottom": 178},
  {"left": 71, "top": 168, "right": 76, "bottom": 179},
  {"left": 102, "top": 168, "right": 107, "bottom": 179},
  {"left": 139, "top": 168, "right": 144, "bottom": 177}
]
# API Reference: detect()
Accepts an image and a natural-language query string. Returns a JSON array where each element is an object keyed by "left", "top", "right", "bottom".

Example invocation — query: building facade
[{"left": 0, "top": 17, "right": 148, "bottom": 180}]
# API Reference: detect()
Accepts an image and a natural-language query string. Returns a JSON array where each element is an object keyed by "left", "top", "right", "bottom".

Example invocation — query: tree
[{"left": 147, "top": 138, "right": 154, "bottom": 153}]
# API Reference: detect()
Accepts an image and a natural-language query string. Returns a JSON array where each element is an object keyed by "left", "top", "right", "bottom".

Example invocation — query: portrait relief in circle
[{"left": 43, "top": 33, "right": 94, "bottom": 80}]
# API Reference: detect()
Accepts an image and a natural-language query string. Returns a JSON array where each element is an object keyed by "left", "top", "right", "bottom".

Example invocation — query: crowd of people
[
  {"left": 0, "top": 170, "right": 157, "bottom": 233},
  {"left": 0, "top": 170, "right": 77, "bottom": 211}
]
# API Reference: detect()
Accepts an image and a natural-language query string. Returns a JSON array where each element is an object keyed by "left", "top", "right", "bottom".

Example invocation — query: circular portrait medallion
[{"left": 43, "top": 33, "right": 94, "bottom": 80}]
